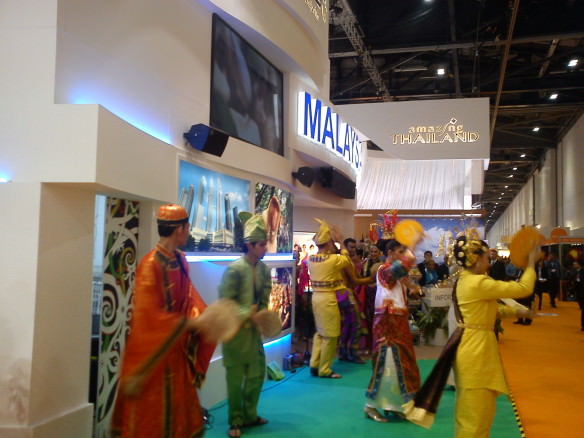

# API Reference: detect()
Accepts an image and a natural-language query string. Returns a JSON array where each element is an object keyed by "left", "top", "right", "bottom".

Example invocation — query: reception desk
[
  {"left": 422, "top": 286, "right": 453, "bottom": 308},
  {"left": 419, "top": 286, "right": 453, "bottom": 346}
]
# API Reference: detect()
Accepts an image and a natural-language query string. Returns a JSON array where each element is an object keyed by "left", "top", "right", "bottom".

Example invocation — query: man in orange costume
[{"left": 112, "top": 204, "right": 215, "bottom": 438}]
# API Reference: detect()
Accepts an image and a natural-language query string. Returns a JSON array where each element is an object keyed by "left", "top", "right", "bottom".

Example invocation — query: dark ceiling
[{"left": 328, "top": 0, "right": 584, "bottom": 232}]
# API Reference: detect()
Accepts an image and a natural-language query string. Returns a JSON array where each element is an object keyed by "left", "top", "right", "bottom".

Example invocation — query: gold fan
[
  {"left": 394, "top": 219, "right": 425, "bottom": 248},
  {"left": 509, "top": 226, "right": 545, "bottom": 269}
]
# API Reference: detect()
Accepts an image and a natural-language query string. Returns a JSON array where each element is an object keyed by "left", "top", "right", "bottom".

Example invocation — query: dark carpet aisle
[
  {"left": 204, "top": 358, "right": 522, "bottom": 438},
  {"left": 499, "top": 300, "right": 584, "bottom": 438}
]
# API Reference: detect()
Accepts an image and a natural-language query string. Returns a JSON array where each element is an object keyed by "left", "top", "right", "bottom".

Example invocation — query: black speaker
[
  {"left": 292, "top": 166, "right": 315, "bottom": 187},
  {"left": 318, "top": 167, "right": 356, "bottom": 199},
  {"left": 183, "top": 124, "right": 228, "bottom": 157}
]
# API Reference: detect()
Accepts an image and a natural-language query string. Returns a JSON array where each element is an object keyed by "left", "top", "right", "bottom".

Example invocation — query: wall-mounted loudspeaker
[
  {"left": 291, "top": 166, "right": 315, "bottom": 187},
  {"left": 318, "top": 167, "right": 356, "bottom": 199},
  {"left": 183, "top": 124, "right": 228, "bottom": 157}
]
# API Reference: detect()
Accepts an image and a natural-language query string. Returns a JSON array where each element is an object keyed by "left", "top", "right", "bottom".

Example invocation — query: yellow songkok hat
[
  {"left": 157, "top": 204, "right": 188, "bottom": 226},
  {"left": 314, "top": 218, "right": 332, "bottom": 245},
  {"left": 239, "top": 212, "right": 267, "bottom": 243}
]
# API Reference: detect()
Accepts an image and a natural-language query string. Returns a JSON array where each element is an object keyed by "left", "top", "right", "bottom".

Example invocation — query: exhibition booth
[
  {"left": 1, "top": 1, "right": 362, "bottom": 437},
  {"left": 1, "top": 1, "right": 493, "bottom": 437}
]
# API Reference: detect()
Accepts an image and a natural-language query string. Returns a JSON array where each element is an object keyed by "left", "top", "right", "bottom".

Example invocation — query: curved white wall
[{"left": 487, "top": 113, "right": 584, "bottom": 246}]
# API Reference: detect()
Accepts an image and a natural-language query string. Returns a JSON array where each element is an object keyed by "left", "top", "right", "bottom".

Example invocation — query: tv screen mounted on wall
[{"left": 210, "top": 14, "right": 284, "bottom": 156}]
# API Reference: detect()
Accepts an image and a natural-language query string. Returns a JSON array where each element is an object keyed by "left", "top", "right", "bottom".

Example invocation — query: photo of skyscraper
[{"left": 179, "top": 161, "right": 250, "bottom": 252}]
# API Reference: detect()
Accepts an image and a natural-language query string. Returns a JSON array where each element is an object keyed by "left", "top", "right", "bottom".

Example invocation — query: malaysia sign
[{"left": 297, "top": 91, "right": 363, "bottom": 173}]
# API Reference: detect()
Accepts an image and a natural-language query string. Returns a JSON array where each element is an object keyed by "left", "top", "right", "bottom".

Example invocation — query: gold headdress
[
  {"left": 238, "top": 212, "right": 268, "bottom": 243},
  {"left": 454, "top": 236, "right": 488, "bottom": 268},
  {"left": 314, "top": 218, "right": 332, "bottom": 245},
  {"left": 369, "top": 210, "right": 398, "bottom": 243}
]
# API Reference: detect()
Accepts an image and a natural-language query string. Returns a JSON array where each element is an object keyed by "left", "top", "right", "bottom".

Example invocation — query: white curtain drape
[{"left": 357, "top": 159, "right": 466, "bottom": 210}]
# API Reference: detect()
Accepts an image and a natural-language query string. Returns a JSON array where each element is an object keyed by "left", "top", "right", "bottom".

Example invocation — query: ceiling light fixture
[
  {"left": 436, "top": 67, "right": 445, "bottom": 76},
  {"left": 549, "top": 93, "right": 558, "bottom": 100},
  {"left": 504, "top": 185, "right": 509, "bottom": 188},
  {"left": 520, "top": 153, "right": 526, "bottom": 157},
  {"left": 532, "top": 127, "right": 540, "bottom": 132},
  {"left": 568, "top": 58, "right": 578, "bottom": 67},
  {"left": 509, "top": 175, "right": 514, "bottom": 178},
  {"left": 513, "top": 167, "right": 517, "bottom": 170}
]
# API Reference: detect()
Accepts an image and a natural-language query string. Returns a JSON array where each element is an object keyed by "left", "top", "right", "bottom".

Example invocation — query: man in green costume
[{"left": 219, "top": 212, "right": 271, "bottom": 438}]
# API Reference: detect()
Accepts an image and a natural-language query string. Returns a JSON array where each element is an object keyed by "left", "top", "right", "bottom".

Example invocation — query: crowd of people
[
  {"left": 291, "top": 221, "right": 546, "bottom": 438},
  {"left": 111, "top": 206, "right": 581, "bottom": 438}
]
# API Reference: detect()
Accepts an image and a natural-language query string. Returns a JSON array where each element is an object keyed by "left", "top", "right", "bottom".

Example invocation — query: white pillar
[{"left": 0, "top": 183, "right": 95, "bottom": 438}]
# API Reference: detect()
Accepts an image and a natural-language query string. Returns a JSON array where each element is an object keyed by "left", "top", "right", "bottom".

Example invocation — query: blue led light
[
  {"left": 70, "top": 95, "right": 172, "bottom": 144},
  {"left": 185, "top": 255, "right": 240, "bottom": 262},
  {"left": 263, "top": 254, "right": 295, "bottom": 261},
  {"left": 263, "top": 333, "right": 291, "bottom": 348},
  {"left": 186, "top": 253, "right": 294, "bottom": 263}
]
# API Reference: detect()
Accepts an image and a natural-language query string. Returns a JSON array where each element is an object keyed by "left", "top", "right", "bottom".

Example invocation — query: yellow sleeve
[
  {"left": 475, "top": 267, "right": 536, "bottom": 300},
  {"left": 497, "top": 304, "right": 518, "bottom": 319},
  {"left": 335, "top": 254, "right": 352, "bottom": 270}
]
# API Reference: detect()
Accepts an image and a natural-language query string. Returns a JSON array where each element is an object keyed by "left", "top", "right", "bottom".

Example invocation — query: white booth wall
[
  {"left": 486, "top": 113, "right": 584, "bottom": 245},
  {"left": 0, "top": 1, "right": 358, "bottom": 437}
]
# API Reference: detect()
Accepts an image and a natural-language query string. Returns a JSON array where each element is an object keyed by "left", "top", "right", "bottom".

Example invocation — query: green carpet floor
[{"left": 204, "top": 359, "right": 522, "bottom": 437}]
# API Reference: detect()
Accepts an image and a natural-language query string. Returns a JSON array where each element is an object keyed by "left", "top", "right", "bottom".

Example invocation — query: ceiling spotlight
[
  {"left": 532, "top": 127, "right": 540, "bottom": 132},
  {"left": 568, "top": 58, "right": 578, "bottom": 67},
  {"left": 504, "top": 185, "right": 509, "bottom": 188},
  {"left": 549, "top": 93, "right": 558, "bottom": 100},
  {"left": 509, "top": 175, "right": 514, "bottom": 178},
  {"left": 495, "top": 202, "right": 499, "bottom": 205},
  {"left": 436, "top": 67, "right": 445, "bottom": 76},
  {"left": 520, "top": 153, "right": 526, "bottom": 158},
  {"left": 498, "top": 197, "right": 502, "bottom": 200},
  {"left": 512, "top": 167, "right": 517, "bottom": 170},
  {"left": 501, "top": 192, "right": 504, "bottom": 195}
]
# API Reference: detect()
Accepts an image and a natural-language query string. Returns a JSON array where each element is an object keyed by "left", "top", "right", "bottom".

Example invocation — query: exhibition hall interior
[{"left": 1, "top": 1, "right": 583, "bottom": 437}]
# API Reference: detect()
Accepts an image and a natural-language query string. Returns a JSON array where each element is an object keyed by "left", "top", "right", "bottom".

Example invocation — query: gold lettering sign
[{"left": 393, "top": 118, "right": 480, "bottom": 145}]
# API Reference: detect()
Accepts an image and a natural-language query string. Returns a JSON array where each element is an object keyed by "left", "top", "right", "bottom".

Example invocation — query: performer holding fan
[
  {"left": 403, "top": 227, "right": 541, "bottom": 438},
  {"left": 363, "top": 219, "right": 425, "bottom": 422}
]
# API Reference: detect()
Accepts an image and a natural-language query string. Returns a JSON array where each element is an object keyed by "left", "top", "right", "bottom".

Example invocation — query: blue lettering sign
[{"left": 297, "top": 91, "right": 363, "bottom": 173}]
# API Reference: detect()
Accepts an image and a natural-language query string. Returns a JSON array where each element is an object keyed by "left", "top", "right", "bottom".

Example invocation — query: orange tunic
[{"left": 112, "top": 245, "right": 215, "bottom": 438}]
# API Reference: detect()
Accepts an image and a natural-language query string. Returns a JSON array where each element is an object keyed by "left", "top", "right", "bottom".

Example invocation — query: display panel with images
[
  {"left": 178, "top": 161, "right": 250, "bottom": 252},
  {"left": 269, "top": 267, "right": 294, "bottom": 332},
  {"left": 210, "top": 14, "right": 284, "bottom": 156},
  {"left": 255, "top": 182, "right": 293, "bottom": 253},
  {"left": 371, "top": 216, "right": 485, "bottom": 262}
]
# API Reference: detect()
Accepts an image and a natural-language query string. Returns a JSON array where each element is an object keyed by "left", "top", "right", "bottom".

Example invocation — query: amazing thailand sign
[{"left": 335, "top": 97, "right": 490, "bottom": 160}]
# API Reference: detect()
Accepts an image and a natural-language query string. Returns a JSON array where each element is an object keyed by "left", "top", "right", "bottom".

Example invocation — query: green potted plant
[{"left": 416, "top": 307, "right": 449, "bottom": 345}]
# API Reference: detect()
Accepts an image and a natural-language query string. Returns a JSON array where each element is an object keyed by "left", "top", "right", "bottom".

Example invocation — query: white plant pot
[{"left": 428, "top": 328, "right": 448, "bottom": 346}]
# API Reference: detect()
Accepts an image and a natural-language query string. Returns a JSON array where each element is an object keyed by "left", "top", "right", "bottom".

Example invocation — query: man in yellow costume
[{"left": 308, "top": 219, "right": 371, "bottom": 378}]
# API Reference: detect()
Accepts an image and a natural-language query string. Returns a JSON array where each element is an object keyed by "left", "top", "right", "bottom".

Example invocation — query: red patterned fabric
[
  {"left": 112, "top": 245, "right": 215, "bottom": 438},
  {"left": 372, "top": 309, "right": 421, "bottom": 396}
]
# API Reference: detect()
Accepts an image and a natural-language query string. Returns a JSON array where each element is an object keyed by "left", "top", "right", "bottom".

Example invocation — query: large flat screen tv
[{"left": 210, "top": 14, "right": 284, "bottom": 156}]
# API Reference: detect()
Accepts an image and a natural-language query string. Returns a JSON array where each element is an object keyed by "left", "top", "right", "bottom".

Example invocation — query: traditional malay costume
[
  {"left": 219, "top": 213, "right": 271, "bottom": 433},
  {"left": 112, "top": 204, "right": 215, "bottom": 438},
  {"left": 307, "top": 219, "right": 352, "bottom": 378}
]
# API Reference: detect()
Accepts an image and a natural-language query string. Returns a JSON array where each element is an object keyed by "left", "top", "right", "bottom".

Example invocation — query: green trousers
[{"left": 225, "top": 360, "right": 266, "bottom": 426}]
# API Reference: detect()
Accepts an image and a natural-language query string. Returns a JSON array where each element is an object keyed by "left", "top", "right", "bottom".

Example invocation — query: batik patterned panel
[{"left": 95, "top": 198, "right": 139, "bottom": 438}]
